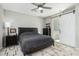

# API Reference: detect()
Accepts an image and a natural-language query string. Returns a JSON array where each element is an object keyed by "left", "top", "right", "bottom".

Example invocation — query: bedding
[
  {"left": 18, "top": 27, "right": 54, "bottom": 55},
  {"left": 19, "top": 32, "right": 54, "bottom": 55}
]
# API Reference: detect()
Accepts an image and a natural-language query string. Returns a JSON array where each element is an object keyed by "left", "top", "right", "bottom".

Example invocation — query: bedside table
[{"left": 6, "top": 35, "right": 18, "bottom": 47}]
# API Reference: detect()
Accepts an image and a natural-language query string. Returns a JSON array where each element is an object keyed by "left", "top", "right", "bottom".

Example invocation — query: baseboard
[{"left": 56, "top": 41, "right": 76, "bottom": 48}]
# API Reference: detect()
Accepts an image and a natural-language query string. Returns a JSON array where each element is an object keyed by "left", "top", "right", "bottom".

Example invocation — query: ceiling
[{"left": 1, "top": 3, "right": 76, "bottom": 17}]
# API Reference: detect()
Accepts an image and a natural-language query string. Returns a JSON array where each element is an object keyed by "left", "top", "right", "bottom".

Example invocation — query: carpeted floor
[{"left": 0, "top": 42, "right": 79, "bottom": 56}]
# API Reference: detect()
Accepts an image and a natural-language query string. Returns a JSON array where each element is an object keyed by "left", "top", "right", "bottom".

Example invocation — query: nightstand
[{"left": 6, "top": 35, "right": 18, "bottom": 47}]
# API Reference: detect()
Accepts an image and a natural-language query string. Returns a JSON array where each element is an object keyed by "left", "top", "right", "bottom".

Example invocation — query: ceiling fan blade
[
  {"left": 42, "top": 3, "right": 46, "bottom": 6},
  {"left": 31, "top": 8, "right": 38, "bottom": 12},
  {"left": 39, "top": 3, "right": 46, "bottom": 6},
  {"left": 42, "top": 6, "right": 52, "bottom": 9},
  {"left": 31, "top": 8, "right": 38, "bottom": 11},
  {"left": 32, "top": 3, "right": 39, "bottom": 6}
]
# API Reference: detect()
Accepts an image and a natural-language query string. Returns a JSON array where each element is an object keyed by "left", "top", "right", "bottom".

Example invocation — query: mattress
[{"left": 19, "top": 32, "right": 54, "bottom": 55}]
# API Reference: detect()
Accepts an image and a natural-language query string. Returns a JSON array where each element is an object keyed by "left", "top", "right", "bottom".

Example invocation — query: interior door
[
  {"left": 59, "top": 13, "right": 76, "bottom": 47},
  {"left": 0, "top": 18, "right": 3, "bottom": 48},
  {"left": 0, "top": 5, "right": 3, "bottom": 48}
]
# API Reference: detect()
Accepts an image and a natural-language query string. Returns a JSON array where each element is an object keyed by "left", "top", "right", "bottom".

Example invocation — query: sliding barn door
[
  {"left": 0, "top": 5, "right": 3, "bottom": 48},
  {"left": 0, "top": 18, "right": 3, "bottom": 48},
  {"left": 59, "top": 13, "right": 76, "bottom": 47}
]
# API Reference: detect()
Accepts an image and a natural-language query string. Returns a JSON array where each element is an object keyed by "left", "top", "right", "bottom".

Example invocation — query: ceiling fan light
[{"left": 38, "top": 7, "right": 43, "bottom": 10}]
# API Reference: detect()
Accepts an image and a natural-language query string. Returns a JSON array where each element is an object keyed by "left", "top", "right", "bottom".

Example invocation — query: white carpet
[{"left": 0, "top": 42, "right": 79, "bottom": 56}]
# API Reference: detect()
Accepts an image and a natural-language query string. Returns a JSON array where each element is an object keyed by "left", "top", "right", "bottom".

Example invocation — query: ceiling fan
[{"left": 31, "top": 3, "right": 52, "bottom": 13}]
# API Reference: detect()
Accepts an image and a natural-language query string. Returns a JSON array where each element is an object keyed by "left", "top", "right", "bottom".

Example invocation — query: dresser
[
  {"left": 5, "top": 35, "right": 18, "bottom": 47},
  {"left": 43, "top": 28, "right": 51, "bottom": 36}
]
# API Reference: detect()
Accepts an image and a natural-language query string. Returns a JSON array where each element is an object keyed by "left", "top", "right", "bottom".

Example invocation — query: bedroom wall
[
  {"left": 3, "top": 10, "right": 43, "bottom": 35},
  {"left": 0, "top": 5, "right": 3, "bottom": 48}
]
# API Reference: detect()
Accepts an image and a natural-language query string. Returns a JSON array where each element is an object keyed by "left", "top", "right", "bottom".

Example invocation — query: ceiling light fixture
[{"left": 38, "top": 7, "right": 43, "bottom": 10}]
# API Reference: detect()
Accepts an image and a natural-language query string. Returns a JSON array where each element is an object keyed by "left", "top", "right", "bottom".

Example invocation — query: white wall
[
  {"left": 0, "top": 5, "right": 3, "bottom": 48},
  {"left": 3, "top": 10, "right": 43, "bottom": 35},
  {"left": 43, "top": 18, "right": 52, "bottom": 28}
]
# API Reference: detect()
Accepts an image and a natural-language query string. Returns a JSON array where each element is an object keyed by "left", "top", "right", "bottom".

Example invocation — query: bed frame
[
  {"left": 18, "top": 27, "right": 54, "bottom": 55},
  {"left": 18, "top": 27, "right": 38, "bottom": 35}
]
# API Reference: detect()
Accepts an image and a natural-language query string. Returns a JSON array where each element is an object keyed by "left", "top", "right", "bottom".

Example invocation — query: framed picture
[{"left": 10, "top": 28, "right": 16, "bottom": 33}]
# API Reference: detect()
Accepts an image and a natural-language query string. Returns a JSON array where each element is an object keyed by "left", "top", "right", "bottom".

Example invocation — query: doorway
[{"left": 51, "top": 17, "right": 60, "bottom": 42}]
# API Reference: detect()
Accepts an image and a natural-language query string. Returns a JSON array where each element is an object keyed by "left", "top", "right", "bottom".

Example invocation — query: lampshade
[{"left": 5, "top": 22, "right": 11, "bottom": 27}]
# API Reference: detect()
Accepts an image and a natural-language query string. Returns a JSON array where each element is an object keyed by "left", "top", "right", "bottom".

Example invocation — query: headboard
[{"left": 18, "top": 27, "right": 38, "bottom": 35}]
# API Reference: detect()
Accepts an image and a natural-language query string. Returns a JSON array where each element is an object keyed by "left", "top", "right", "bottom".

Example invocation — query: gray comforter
[{"left": 19, "top": 32, "right": 54, "bottom": 55}]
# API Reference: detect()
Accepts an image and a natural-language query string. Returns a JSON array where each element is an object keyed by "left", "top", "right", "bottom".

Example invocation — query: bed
[{"left": 18, "top": 27, "right": 54, "bottom": 55}]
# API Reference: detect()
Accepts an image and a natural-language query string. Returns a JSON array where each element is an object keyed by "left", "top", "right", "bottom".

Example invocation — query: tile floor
[{"left": 0, "top": 42, "right": 79, "bottom": 56}]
